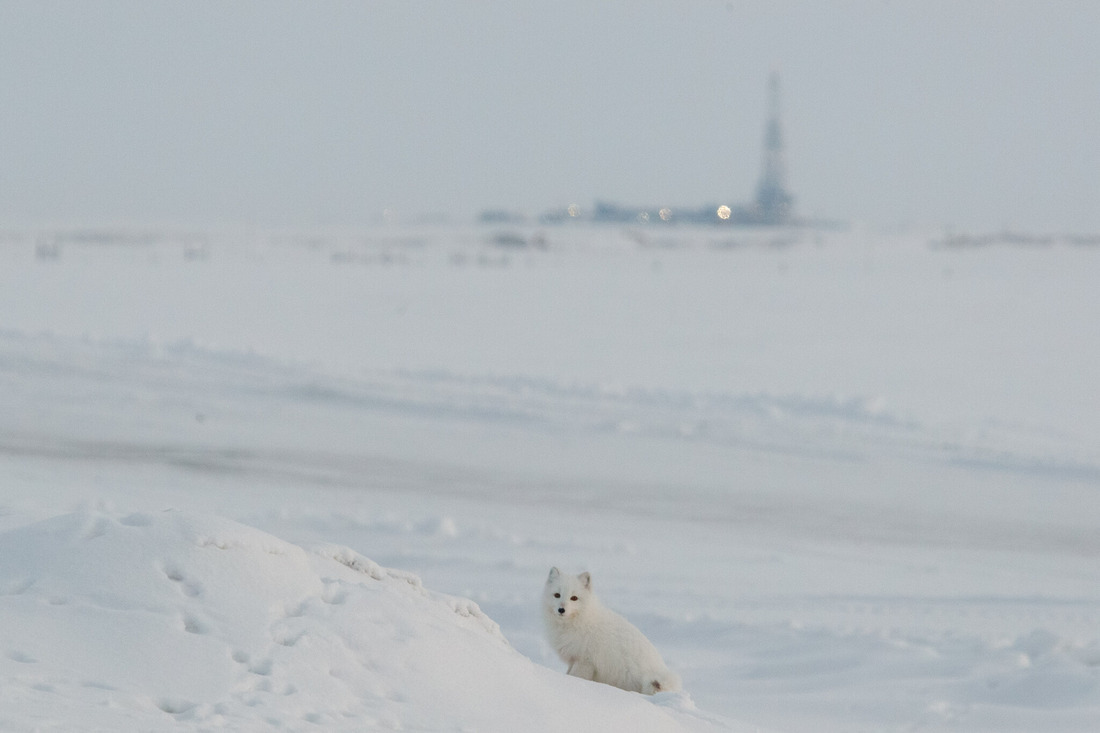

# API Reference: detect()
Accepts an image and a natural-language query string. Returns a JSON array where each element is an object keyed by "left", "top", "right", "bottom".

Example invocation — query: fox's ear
[
  {"left": 579, "top": 571, "right": 591, "bottom": 590},
  {"left": 548, "top": 567, "right": 560, "bottom": 581}
]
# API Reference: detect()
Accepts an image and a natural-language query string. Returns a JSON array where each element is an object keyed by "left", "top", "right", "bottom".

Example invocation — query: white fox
[{"left": 543, "top": 567, "right": 681, "bottom": 695}]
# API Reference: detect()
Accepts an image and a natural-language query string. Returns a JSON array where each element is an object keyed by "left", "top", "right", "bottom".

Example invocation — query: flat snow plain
[{"left": 1, "top": 224, "right": 1098, "bottom": 731}]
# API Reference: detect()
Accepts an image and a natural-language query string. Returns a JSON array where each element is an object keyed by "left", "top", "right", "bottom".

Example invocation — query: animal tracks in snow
[
  {"left": 271, "top": 625, "right": 306, "bottom": 647},
  {"left": 161, "top": 562, "right": 204, "bottom": 598},
  {"left": 156, "top": 697, "right": 197, "bottom": 716},
  {"left": 182, "top": 612, "right": 211, "bottom": 635},
  {"left": 0, "top": 509, "right": 529, "bottom": 729}
]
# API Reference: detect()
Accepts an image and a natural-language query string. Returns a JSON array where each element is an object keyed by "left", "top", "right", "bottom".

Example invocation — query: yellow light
[
  {"left": 568, "top": 204, "right": 580, "bottom": 217},
  {"left": 658, "top": 208, "right": 672, "bottom": 222},
  {"left": 717, "top": 205, "right": 731, "bottom": 220}
]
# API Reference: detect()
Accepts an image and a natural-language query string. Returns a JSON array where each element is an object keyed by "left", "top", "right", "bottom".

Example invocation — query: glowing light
[
  {"left": 658, "top": 208, "right": 672, "bottom": 222},
  {"left": 567, "top": 204, "right": 580, "bottom": 218},
  {"left": 717, "top": 205, "right": 731, "bottom": 220}
]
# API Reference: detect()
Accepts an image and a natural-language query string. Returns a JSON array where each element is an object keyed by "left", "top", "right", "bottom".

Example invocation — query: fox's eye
[
  {"left": 553, "top": 593, "right": 560, "bottom": 598},
  {"left": 570, "top": 596, "right": 578, "bottom": 601}
]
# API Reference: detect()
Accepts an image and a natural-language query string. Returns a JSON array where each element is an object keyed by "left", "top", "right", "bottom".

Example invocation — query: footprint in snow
[
  {"left": 271, "top": 626, "right": 305, "bottom": 647},
  {"left": 78, "top": 515, "right": 110, "bottom": 542},
  {"left": 244, "top": 678, "right": 296, "bottom": 695},
  {"left": 182, "top": 613, "right": 211, "bottom": 635},
  {"left": 156, "top": 697, "right": 196, "bottom": 716},
  {"left": 162, "top": 563, "right": 203, "bottom": 597},
  {"left": 119, "top": 512, "right": 155, "bottom": 527},
  {"left": 249, "top": 658, "right": 274, "bottom": 676}
]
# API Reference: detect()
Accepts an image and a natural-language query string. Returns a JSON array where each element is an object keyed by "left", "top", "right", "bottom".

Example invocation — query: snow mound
[{"left": 0, "top": 509, "right": 732, "bottom": 731}]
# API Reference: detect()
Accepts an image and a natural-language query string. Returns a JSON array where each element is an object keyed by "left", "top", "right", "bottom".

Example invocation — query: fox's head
[{"left": 544, "top": 567, "right": 592, "bottom": 621}]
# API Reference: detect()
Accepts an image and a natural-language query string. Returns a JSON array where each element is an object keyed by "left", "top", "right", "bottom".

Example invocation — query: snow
[
  {"left": 0, "top": 509, "right": 721, "bottom": 731},
  {"left": 1, "top": 224, "right": 1099, "bottom": 731}
]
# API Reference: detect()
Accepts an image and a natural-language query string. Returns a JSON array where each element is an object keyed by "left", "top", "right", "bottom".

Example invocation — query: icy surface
[{"left": 1, "top": 224, "right": 1098, "bottom": 731}]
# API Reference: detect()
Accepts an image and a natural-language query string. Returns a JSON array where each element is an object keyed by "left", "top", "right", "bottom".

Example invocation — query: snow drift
[{"left": 0, "top": 509, "right": 729, "bottom": 732}]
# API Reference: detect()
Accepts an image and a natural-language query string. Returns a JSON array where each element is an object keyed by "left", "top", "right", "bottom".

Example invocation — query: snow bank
[{"left": 0, "top": 509, "right": 731, "bottom": 731}]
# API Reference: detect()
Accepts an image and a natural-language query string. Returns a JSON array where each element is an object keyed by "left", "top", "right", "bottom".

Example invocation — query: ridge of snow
[{"left": 0, "top": 509, "right": 734, "bottom": 732}]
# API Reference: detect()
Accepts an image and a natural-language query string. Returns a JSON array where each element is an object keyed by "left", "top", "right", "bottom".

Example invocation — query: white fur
[{"left": 542, "top": 567, "right": 682, "bottom": 695}]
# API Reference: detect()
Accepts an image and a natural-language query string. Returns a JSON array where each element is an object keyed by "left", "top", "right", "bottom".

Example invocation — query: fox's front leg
[{"left": 566, "top": 658, "right": 597, "bottom": 681}]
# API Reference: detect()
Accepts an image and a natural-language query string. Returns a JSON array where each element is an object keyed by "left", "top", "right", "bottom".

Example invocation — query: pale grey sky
[{"left": 2, "top": 1, "right": 1099, "bottom": 231}]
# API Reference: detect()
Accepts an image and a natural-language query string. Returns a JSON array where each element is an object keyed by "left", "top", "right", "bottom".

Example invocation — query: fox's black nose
[{"left": 557, "top": 607, "right": 565, "bottom": 615}]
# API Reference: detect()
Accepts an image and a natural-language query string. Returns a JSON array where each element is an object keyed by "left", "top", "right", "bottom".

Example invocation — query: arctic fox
[{"left": 543, "top": 567, "right": 681, "bottom": 695}]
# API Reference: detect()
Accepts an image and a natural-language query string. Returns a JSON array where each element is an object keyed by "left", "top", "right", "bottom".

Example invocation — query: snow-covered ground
[{"left": 1, "top": 224, "right": 1098, "bottom": 731}]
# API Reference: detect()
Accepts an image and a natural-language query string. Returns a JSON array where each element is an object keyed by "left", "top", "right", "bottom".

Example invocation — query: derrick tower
[{"left": 754, "top": 72, "right": 794, "bottom": 224}]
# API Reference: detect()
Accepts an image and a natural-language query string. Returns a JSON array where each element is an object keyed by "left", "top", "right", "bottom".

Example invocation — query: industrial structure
[
  {"left": 504, "top": 74, "right": 801, "bottom": 228},
  {"left": 752, "top": 72, "right": 795, "bottom": 225}
]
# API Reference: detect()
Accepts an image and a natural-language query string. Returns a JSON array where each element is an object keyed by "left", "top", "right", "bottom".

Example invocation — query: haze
[{"left": 2, "top": 0, "right": 1098, "bottom": 231}]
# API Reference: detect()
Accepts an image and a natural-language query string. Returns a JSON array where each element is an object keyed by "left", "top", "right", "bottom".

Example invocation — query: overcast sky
[{"left": 2, "top": 1, "right": 1098, "bottom": 231}]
